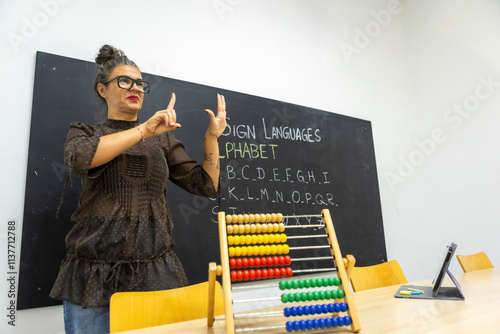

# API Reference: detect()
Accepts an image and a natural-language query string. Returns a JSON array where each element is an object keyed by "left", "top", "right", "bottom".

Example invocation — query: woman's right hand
[{"left": 143, "top": 93, "right": 181, "bottom": 137}]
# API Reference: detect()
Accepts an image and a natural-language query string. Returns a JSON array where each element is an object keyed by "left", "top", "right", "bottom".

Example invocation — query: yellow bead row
[
  {"left": 227, "top": 223, "right": 285, "bottom": 235},
  {"left": 228, "top": 233, "right": 287, "bottom": 246},
  {"left": 228, "top": 244, "right": 290, "bottom": 257},
  {"left": 226, "top": 213, "right": 284, "bottom": 224}
]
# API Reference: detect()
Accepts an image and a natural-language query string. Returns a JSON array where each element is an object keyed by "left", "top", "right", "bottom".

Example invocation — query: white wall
[{"left": 1, "top": 0, "right": 499, "bottom": 333}]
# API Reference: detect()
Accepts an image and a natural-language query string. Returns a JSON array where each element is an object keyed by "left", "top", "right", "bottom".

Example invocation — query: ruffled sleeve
[{"left": 159, "top": 132, "right": 219, "bottom": 198}]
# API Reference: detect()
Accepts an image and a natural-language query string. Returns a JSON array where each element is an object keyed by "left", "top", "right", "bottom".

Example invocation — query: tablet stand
[{"left": 395, "top": 269, "right": 465, "bottom": 300}]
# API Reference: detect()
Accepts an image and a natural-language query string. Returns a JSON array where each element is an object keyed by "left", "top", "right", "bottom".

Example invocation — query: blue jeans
[{"left": 63, "top": 301, "right": 110, "bottom": 334}]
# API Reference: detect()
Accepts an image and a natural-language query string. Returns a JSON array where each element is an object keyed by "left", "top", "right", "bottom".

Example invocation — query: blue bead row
[
  {"left": 285, "top": 316, "right": 352, "bottom": 332},
  {"left": 284, "top": 303, "right": 348, "bottom": 317}
]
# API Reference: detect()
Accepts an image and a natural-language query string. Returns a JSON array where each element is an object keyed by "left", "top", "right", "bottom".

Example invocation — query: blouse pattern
[{"left": 50, "top": 119, "right": 217, "bottom": 307}]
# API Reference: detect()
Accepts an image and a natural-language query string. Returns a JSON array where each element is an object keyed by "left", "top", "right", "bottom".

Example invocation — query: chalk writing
[
  {"left": 224, "top": 186, "right": 337, "bottom": 206},
  {"left": 226, "top": 165, "right": 330, "bottom": 185},
  {"left": 220, "top": 141, "right": 278, "bottom": 160},
  {"left": 220, "top": 115, "right": 336, "bottom": 218},
  {"left": 222, "top": 117, "right": 322, "bottom": 143},
  {"left": 262, "top": 118, "right": 321, "bottom": 143},
  {"left": 222, "top": 122, "right": 256, "bottom": 139}
]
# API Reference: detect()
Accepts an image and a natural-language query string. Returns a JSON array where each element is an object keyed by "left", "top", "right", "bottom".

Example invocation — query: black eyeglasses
[{"left": 103, "top": 75, "right": 151, "bottom": 94}]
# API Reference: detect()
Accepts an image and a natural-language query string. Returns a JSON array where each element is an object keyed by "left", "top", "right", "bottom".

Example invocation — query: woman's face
[{"left": 97, "top": 65, "right": 144, "bottom": 120}]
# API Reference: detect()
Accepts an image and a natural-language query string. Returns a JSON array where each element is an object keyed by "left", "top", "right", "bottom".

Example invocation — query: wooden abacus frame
[{"left": 218, "top": 208, "right": 361, "bottom": 333}]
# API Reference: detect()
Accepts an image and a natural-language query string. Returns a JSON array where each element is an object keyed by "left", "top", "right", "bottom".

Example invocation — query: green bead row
[
  {"left": 279, "top": 277, "right": 341, "bottom": 291},
  {"left": 281, "top": 289, "right": 345, "bottom": 303}
]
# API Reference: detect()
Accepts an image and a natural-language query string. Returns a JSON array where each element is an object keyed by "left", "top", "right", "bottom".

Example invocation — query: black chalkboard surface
[{"left": 18, "top": 51, "right": 386, "bottom": 310}]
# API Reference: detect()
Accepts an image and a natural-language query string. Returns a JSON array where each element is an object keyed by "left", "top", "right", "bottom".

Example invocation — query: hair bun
[{"left": 95, "top": 44, "right": 127, "bottom": 65}]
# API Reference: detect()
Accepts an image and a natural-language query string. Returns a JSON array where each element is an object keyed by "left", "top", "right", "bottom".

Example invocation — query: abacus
[{"left": 218, "top": 208, "right": 361, "bottom": 333}]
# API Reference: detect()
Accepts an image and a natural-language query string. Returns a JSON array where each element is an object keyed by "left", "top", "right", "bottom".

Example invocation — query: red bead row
[
  {"left": 229, "top": 256, "right": 292, "bottom": 268},
  {"left": 230, "top": 267, "right": 293, "bottom": 281}
]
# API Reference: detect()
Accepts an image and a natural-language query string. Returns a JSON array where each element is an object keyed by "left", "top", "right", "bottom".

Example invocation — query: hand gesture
[
  {"left": 144, "top": 93, "right": 180, "bottom": 136},
  {"left": 205, "top": 94, "right": 227, "bottom": 138}
]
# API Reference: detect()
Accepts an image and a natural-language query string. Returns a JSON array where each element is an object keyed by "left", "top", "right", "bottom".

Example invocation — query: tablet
[
  {"left": 394, "top": 242, "right": 464, "bottom": 300},
  {"left": 432, "top": 242, "right": 457, "bottom": 297}
]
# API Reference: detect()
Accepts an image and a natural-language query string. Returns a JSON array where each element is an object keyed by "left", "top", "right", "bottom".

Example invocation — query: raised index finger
[{"left": 167, "top": 92, "right": 176, "bottom": 110}]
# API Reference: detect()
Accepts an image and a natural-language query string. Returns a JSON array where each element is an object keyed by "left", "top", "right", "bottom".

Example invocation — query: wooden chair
[
  {"left": 456, "top": 251, "right": 494, "bottom": 273},
  {"left": 109, "top": 262, "right": 225, "bottom": 333},
  {"left": 350, "top": 260, "right": 408, "bottom": 292}
]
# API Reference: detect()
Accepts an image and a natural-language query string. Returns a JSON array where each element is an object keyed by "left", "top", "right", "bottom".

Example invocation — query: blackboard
[{"left": 18, "top": 51, "right": 386, "bottom": 310}]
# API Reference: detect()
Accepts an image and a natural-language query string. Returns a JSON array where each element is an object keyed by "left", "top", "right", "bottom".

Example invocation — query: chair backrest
[
  {"left": 350, "top": 260, "right": 408, "bottom": 292},
  {"left": 109, "top": 280, "right": 225, "bottom": 333},
  {"left": 456, "top": 251, "right": 494, "bottom": 273}
]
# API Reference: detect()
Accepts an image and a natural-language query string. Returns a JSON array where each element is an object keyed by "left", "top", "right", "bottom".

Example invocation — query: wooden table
[{"left": 116, "top": 268, "right": 500, "bottom": 334}]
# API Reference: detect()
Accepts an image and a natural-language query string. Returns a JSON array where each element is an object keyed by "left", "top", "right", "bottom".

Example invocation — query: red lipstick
[{"left": 128, "top": 96, "right": 139, "bottom": 102}]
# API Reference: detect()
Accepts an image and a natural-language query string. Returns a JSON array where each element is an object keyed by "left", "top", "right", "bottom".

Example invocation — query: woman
[{"left": 50, "top": 45, "right": 227, "bottom": 334}]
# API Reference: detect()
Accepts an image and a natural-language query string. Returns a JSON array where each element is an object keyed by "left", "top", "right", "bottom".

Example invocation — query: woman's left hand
[{"left": 205, "top": 94, "right": 227, "bottom": 138}]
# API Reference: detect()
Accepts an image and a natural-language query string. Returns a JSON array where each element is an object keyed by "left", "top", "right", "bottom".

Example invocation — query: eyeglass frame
[{"left": 102, "top": 75, "right": 152, "bottom": 94}]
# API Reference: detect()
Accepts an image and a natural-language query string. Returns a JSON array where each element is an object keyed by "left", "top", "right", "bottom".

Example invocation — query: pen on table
[
  {"left": 400, "top": 291, "right": 421, "bottom": 295},
  {"left": 407, "top": 288, "right": 425, "bottom": 294}
]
